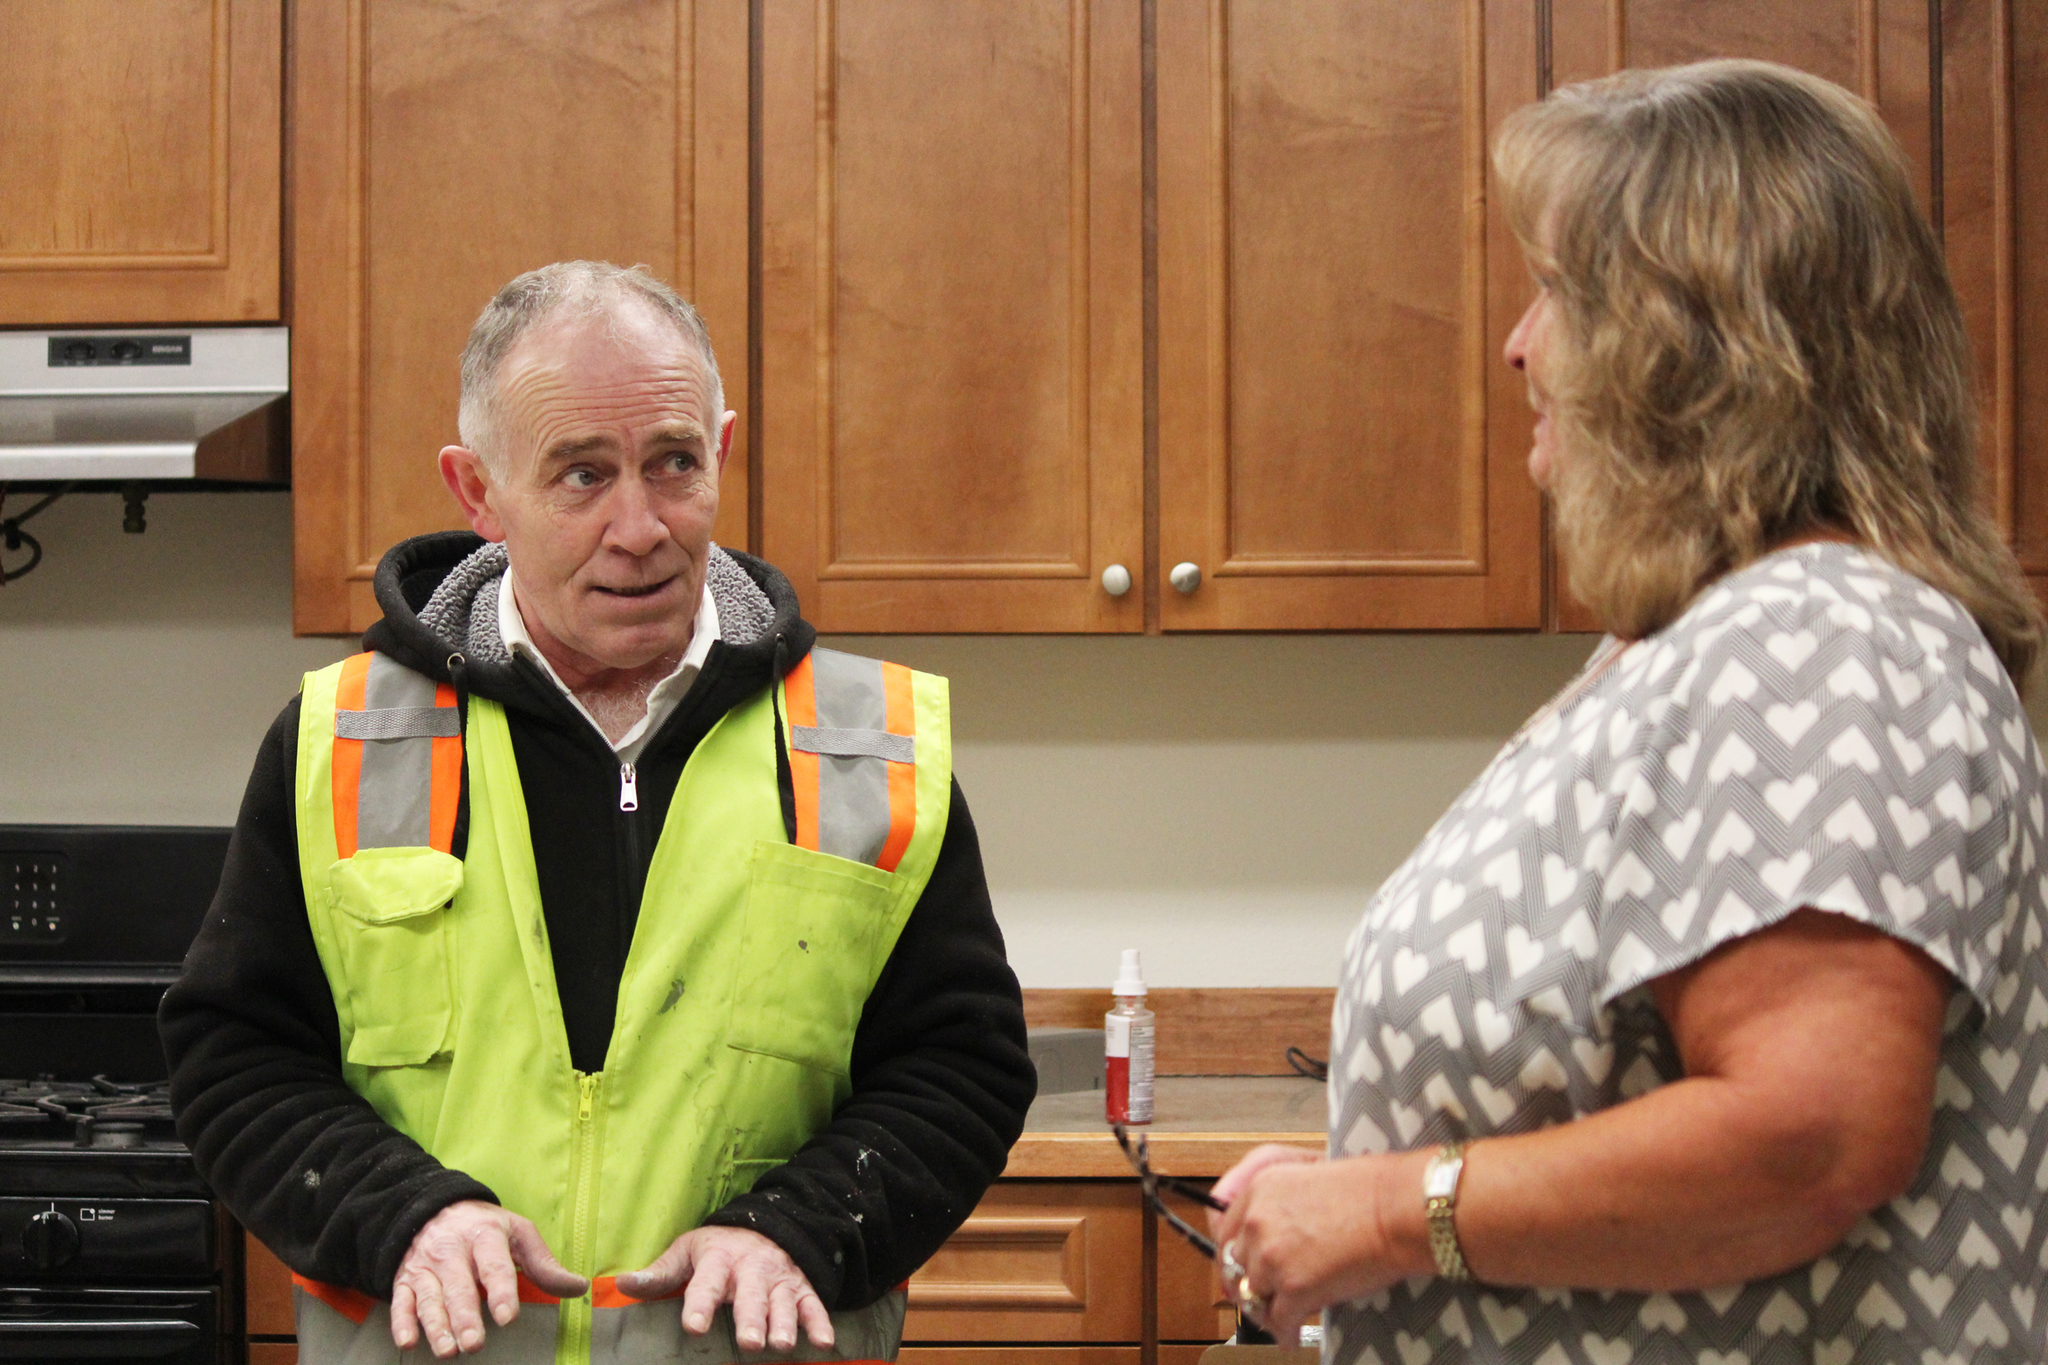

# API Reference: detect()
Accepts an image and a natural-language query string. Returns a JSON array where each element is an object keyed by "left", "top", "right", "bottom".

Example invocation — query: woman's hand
[{"left": 1207, "top": 1145, "right": 1434, "bottom": 1339}]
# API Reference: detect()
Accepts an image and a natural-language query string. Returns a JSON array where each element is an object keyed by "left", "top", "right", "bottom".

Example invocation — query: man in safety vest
[{"left": 161, "top": 261, "right": 1036, "bottom": 1364}]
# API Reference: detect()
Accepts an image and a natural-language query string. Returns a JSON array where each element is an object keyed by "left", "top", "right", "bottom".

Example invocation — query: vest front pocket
[
  {"left": 728, "top": 842, "right": 898, "bottom": 1075},
  {"left": 325, "top": 846, "right": 462, "bottom": 1067}
]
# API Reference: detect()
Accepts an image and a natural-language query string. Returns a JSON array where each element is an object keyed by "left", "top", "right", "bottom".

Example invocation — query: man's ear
[
  {"left": 715, "top": 411, "right": 737, "bottom": 474},
  {"left": 439, "top": 446, "right": 507, "bottom": 542}
]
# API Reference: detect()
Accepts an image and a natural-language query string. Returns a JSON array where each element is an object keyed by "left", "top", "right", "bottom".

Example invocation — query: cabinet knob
[
  {"left": 1169, "top": 562, "right": 1203, "bottom": 594},
  {"left": 1100, "top": 564, "right": 1133, "bottom": 597}
]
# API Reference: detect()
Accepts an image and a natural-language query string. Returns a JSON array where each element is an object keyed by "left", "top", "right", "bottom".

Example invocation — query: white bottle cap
[{"left": 1113, "top": 948, "right": 1147, "bottom": 996}]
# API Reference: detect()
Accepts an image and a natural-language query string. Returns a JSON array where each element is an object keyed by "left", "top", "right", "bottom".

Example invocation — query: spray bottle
[{"left": 1104, "top": 949, "right": 1155, "bottom": 1124}]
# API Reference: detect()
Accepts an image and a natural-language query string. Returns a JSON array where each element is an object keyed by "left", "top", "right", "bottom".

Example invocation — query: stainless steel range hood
[{"left": 0, "top": 327, "right": 288, "bottom": 484}]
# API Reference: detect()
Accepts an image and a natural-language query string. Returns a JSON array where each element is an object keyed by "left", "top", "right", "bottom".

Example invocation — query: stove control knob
[{"left": 23, "top": 1210, "right": 80, "bottom": 1270}]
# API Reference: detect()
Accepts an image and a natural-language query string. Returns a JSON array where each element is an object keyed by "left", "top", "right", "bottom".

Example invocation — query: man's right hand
[{"left": 390, "top": 1200, "right": 589, "bottom": 1358}]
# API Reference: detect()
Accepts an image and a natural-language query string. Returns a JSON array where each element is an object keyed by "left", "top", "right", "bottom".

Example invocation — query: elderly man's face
[
  {"left": 1504, "top": 283, "right": 1561, "bottom": 491},
  {"left": 442, "top": 303, "right": 734, "bottom": 681}
]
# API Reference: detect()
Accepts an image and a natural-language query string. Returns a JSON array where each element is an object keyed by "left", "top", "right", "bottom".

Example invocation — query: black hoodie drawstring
[
  {"left": 445, "top": 652, "right": 471, "bottom": 734},
  {"left": 770, "top": 634, "right": 798, "bottom": 844}
]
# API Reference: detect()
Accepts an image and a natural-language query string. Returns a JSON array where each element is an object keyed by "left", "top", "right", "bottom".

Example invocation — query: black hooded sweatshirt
[{"left": 158, "top": 531, "right": 1034, "bottom": 1306}]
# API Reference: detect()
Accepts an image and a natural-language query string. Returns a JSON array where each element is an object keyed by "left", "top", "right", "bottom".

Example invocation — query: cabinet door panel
[
  {"left": 292, "top": 0, "right": 749, "bottom": 634},
  {"left": 1951, "top": 0, "right": 2047, "bottom": 603},
  {"left": 1157, "top": 1188, "right": 1232, "bottom": 1342},
  {"left": 0, "top": 0, "right": 278, "bottom": 323},
  {"left": 1156, "top": 0, "right": 1544, "bottom": 630},
  {"left": 760, "top": 0, "right": 1144, "bottom": 632},
  {"left": 902, "top": 1182, "right": 1143, "bottom": 1342},
  {"left": 2014, "top": 1, "right": 2048, "bottom": 597}
]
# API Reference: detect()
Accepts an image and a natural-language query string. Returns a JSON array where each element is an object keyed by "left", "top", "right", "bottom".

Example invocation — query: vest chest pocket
[
  {"left": 324, "top": 847, "right": 463, "bottom": 1068},
  {"left": 728, "top": 842, "right": 899, "bottom": 1076}
]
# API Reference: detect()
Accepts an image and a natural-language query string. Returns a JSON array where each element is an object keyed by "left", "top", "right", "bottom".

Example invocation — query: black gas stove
[{"left": 0, "top": 826, "right": 232, "bottom": 1364}]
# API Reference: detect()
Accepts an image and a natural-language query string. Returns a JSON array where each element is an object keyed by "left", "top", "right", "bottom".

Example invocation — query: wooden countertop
[{"left": 1002, "top": 1076, "right": 1326, "bottom": 1178}]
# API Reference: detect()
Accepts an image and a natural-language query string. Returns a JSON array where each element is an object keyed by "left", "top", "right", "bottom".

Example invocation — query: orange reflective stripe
[
  {"left": 513, "top": 1272, "right": 563, "bottom": 1306},
  {"left": 877, "top": 662, "right": 918, "bottom": 872},
  {"left": 293, "top": 1273, "right": 377, "bottom": 1326},
  {"left": 331, "top": 653, "right": 371, "bottom": 860},
  {"left": 588, "top": 1274, "right": 680, "bottom": 1308},
  {"left": 429, "top": 681, "right": 462, "bottom": 854},
  {"left": 784, "top": 655, "right": 821, "bottom": 852}
]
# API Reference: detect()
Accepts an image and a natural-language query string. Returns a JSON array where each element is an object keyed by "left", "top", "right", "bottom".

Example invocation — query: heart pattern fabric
[{"left": 1327, "top": 545, "right": 2047, "bottom": 1364}]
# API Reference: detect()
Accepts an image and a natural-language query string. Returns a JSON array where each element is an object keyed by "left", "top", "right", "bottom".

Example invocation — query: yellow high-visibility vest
[{"left": 290, "top": 646, "right": 952, "bottom": 1365}]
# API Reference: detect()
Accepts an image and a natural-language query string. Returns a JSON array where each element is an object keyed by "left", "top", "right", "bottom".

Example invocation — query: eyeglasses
[{"left": 1112, "top": 1123, "right": 1227, "bottom": 1258}]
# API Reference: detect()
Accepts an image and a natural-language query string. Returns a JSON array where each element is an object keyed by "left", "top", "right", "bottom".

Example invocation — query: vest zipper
[
  {"left": 617, "top": 762, "right": 646, "bottom": 960},
  {"left": 561, "top": 1071, "right": 604, "bottom": 1365}
]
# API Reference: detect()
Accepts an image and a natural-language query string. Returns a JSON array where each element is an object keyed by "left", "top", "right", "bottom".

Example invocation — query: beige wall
[{"left": 7, "top": 492, "right": 2040, "bottom": 989}]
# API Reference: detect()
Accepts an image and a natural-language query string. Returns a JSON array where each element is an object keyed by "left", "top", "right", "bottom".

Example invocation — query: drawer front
[{"left": 904, "top": 1183, "right": 1142, "bottom": 1342}]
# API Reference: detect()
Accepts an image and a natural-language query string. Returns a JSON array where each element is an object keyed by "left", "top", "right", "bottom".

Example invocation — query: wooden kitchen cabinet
[
  {"left": 289, "top": 0, "right": 752, "bottom": 635},
  {"left": 1153, "top": 0, "right": 1545, "bottom": 632},
  {"left": 761, "top": 0, "right": 1545, "bottom": 634},
  {"left": 0, "top": 0, "right": 280, "bottom": 325},
  {"left": 756, "top": 0, "right": 1147, "bottom": 633},
  {"left": 281, "top": 3, "right": 2048, "bottom": 636},
  {"left": 903, "top": 1182, "right": 1144, "bottom": 1343},
  {"left": 245, "top": 1228, "right": 296, "bottom": 1338}
]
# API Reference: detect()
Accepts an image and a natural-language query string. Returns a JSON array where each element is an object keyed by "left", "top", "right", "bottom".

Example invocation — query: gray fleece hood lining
[{"left": 415, "top": 543, "right": 777, "bottom": 666}]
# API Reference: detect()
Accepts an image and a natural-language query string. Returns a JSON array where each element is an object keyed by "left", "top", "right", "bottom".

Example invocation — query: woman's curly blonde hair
[{"left": 1494, "top": 59, "right": 2041, "bottom": 689}]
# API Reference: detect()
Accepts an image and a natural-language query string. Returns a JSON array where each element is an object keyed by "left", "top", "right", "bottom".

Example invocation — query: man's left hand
[{"left": 615, "top": 1226, "right": 835, "bottom": 1352}]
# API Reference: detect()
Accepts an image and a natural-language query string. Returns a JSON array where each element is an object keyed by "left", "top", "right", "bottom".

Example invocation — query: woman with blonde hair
[{"left": 1208, "top": 59, "right": 2048, "bottom": 1363}]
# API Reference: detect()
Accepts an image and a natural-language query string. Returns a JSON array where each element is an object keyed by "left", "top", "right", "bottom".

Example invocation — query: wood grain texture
[
  {"left": 758, "top": 0, "right": 1145, "bottom": 633},
  {"left": 292, "top": 0, "right": 750, "bottom": 634},
  {"left": 1948, "top": 0, "right": 2027, "bottom": 573},
  {"left": 247, "top": 1345, "right": 299, "bottom": 1365},
  {"left": 244, "top": 1231, "right": 295, "bottom": 1336},
  {"left": 1154, "top": 0, "right": 1544, "bottom": 631},
  {"left": 2014, "top": 0, "right": 2048, "bottom": 585},
  {"left": 1156, "top": 1187, "right": 1234, "bottom": 1342},
  {"left": 0, "top": 0, "right": 278, "bottom": 323},
  {"left": 903, "top": 1183, "right": 1144, "bottom": 1342},
  {"left": 1022, "top": 987, "right": 1334, "bottom": 1075}
]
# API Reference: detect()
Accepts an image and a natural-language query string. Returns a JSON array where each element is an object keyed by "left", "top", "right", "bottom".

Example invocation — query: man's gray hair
[{"left": 457, "top": 261, "right": 724, "bottom": 468}]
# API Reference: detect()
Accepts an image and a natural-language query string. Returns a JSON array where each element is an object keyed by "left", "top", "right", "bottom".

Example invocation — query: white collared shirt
[{"left": 497, "top": 570, "right": 720, "bottom": 766}]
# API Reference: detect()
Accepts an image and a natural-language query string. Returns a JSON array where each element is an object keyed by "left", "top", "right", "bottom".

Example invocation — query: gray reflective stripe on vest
[
  {"left": 798, "top": 649, "right": 912, "bottom": 866},
  {"left": 594, "top": 1292, "right": 906, "bottom": 1365},
  {"left": 294, "top": 1284, "right": 902, "bottom": 1365},
  {"left": 295, "top": 1287, "right": 558, "bottom": 1364},
  {"left": 335, "top": 706, "right": 460, "bottom": 740},
  {"left": 790, "top": 725, "right": 914, "bottom": 764},
  {"left": 344, "top": 652, "right": 443, "bottom": 851}
]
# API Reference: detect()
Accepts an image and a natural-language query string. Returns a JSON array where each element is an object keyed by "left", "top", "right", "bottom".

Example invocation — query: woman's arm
[{"left": 1213, "top": 909, "right": 1951, "bottom": 1334}]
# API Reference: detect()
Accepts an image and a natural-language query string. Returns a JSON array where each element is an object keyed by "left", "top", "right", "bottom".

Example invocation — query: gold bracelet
[{"left": 1422, "top": 1141, "right": 1473, "bottom": 1282}]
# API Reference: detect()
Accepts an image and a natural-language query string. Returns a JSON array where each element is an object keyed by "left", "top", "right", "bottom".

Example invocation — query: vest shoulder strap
[{"left": 326, "top": 651, "right": 463, "bottom": 858}]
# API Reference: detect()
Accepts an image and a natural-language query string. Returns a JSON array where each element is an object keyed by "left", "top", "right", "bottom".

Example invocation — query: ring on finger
[{"left": 1219, "top": 1238, "right": 1247, "bottom": 1289}]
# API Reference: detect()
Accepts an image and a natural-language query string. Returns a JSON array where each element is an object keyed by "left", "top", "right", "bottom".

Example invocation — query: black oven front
[{"left": 0, "top": 826, "right": 234, "bottom": 1364}]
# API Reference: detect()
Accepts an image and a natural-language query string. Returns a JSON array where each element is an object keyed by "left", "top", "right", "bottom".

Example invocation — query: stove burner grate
[{"left": 0, "top": 1076, "right": 177, "bottom": 1149}]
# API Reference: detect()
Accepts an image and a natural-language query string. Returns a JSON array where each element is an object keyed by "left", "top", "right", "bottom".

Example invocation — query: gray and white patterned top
[{"left": 1329, "top": 543, "right": 2048, "bottom": 1365}]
